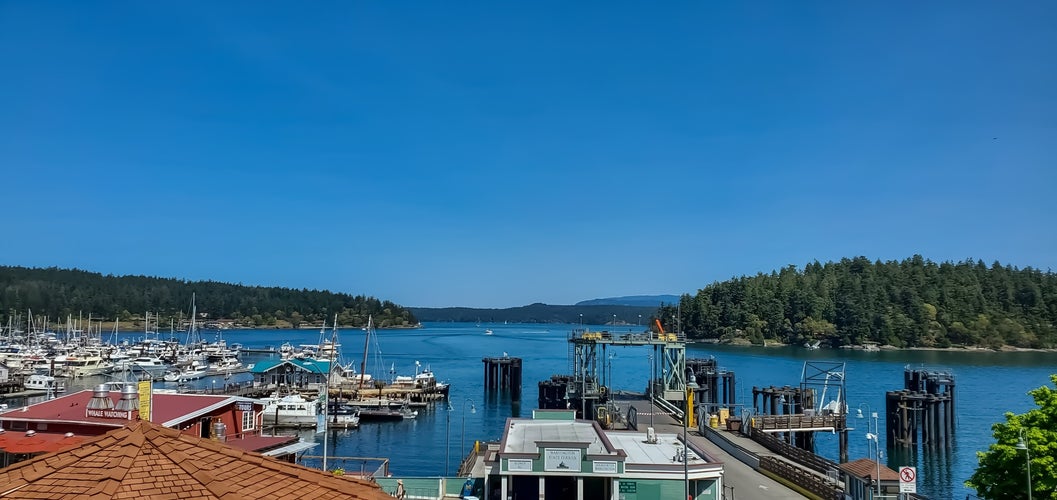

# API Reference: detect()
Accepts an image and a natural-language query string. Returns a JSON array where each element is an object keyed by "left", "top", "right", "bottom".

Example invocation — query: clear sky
[{"left": 1, "top": 2, "right": 1054, "bottom": 308}]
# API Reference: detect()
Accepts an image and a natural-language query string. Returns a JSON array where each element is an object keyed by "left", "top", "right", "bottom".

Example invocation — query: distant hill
[
  {"left": 575, "top": 295, "right": 680, "bottom": 307},
  {"left": 409, "top": 303, "right": 658, "bottom": 325},
  {"left": 0, "top": 266, "right": 417, "bottom": 329}
]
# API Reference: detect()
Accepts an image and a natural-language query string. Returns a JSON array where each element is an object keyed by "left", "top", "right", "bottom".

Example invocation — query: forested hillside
[
  {"left": 659, "top": 256, "right": 1057, "bottom": 349},
  {"left": 0, "top": 266, "right": 417, "bottom": 328}
]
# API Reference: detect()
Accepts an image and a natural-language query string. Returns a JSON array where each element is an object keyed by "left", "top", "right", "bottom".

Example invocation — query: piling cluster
[{"left": 885, "top": 368, "right": 955, "bottom": 448}]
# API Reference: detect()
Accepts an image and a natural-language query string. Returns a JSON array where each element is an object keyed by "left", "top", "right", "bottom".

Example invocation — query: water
[{"left": 45, "top": 322, "right": 1057, "bottom": 499}]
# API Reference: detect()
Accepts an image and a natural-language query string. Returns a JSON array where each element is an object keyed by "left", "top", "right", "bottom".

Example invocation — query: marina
[{"left": 0, "top": 322, "right": 1054, "bottom": 498}]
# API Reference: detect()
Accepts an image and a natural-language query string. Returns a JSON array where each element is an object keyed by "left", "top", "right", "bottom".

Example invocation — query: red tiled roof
[
  {"left": 0, "top": 420, "right": 394, "bottom": 499},
  {"left": 838, "top": 458, "right": 901, "bottom": 481}
]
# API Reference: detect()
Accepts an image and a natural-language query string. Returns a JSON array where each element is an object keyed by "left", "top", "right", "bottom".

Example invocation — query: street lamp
[
  {"left": 684, "top": 371, "right": 699, "bottom": 500},
  {"left": 607, "top": 353, "right": 615, "bottom": 391},
  {"left": 856, "top": 405, "right": 881, "bottom": 499},
  {"left": 1016, "top": 428, "right": 1032, "bottom": 500},
  {"left": 579, "top": 314, "right": 583, "bottom": 327},
  {"left": 445, "top": 401, "right": 454, "bottom": 476},
  {"left": 638, "top": 314, "right": 642, "bottom": 327},
  {"left": 647, "top": 353, "right": 655, "bottom": 430},
  {"left": 461, "top": 398, "right": 476, "bottom": 463},
  {"left": 612, "top": 314, "right": 617, "bottom": 326}
]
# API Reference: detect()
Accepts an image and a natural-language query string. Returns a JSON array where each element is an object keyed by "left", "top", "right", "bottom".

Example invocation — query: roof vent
[
  {"left": 87, "top": 384, "right": 115, "bottom": 410},
  {"left": 114, "top": 384, "right": 139, "bottom": 412}
]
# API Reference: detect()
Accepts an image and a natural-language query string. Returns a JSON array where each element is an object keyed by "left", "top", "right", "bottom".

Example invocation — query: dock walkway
[{"left": 618, "top": 397, "right": 808, "bottom": 500}]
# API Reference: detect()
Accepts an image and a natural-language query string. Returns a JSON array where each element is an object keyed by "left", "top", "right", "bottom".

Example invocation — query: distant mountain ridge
[{"left": 575, "top": 295, "right": 680, "bottom": 307}]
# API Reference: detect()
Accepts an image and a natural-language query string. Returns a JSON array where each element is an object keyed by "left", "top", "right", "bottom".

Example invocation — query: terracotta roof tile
[{"left": 0, "top": 421, "right": 393, "bottom": 500}]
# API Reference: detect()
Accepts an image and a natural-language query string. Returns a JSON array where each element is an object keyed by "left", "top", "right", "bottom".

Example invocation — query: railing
[
  {"left": 750, "top": 428, "right": 839, "bottom": 475},
  {"left": 752, "top": 414, "right": 845, "bottom": 432},
  {"left": 299, "top": 455, "right": 389, "bottom": 479},
  {"left": 759, "top": 456, "right": 842, "bottom": 500}
]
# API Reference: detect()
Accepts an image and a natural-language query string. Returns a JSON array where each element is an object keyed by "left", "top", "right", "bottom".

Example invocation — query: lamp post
[
  {"left": 1016, "top": 428, "right": 1032, "bottom": 500},
  {"left": 461, "top": 398, "right": 476, "bottom": 462},
  {"left": 607, "top": 353, "right": 615, "bottom": 391},
  {"left": 579, "top": 314, "right": 583, "bottom": 328},
  {"left": 445, "top": 401, "right": 454, "bottom": 476},
  {"left": 612, "top": 314, "right": 617, "bottom": 326},
  {"left": 856, "top": 404, "right": 880, "bottom": 499},
  {"left": 685, "top": 371, "right": 699, "bottom": 500},
  {"left": 638, "top": 314, "right": 642, "bottom": 327},
  {"left": 648, "top": 353, "right": 655, "bottom": 430}
]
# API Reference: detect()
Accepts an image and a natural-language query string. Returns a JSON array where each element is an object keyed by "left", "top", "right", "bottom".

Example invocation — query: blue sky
[{"left": 2, "top": 2, "right": 1054, "bottom": 308}]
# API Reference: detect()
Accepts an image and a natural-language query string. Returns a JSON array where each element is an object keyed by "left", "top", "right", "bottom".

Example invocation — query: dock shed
[{"left": 250, "top": 358, "right": 332, "bottom": 390}]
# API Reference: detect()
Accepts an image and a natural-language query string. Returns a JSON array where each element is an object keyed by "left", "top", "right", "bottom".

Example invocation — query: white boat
[
  {"left": 24, "top": 373, "right": 65, "bottom": 393},
  {"left": 261, "top": 393, "right": 321, "bottom": 427},
  {"left": 127, "top": 357, "right": 170, "bottom": 377},
  {"left": 58, "top": 354, "right": 114, "bottom": 377},
  {"left": 162, "top": 369, "right": 183, "bottom": 382},
  {"left": 210, "top": 357, "right": 242, "bottom": 371},
  {"left": 484, "top": 329, "right": 493, "bottom": 335},
  {"left": 178, "top": 365, "right": 211, "bottom": 381}
]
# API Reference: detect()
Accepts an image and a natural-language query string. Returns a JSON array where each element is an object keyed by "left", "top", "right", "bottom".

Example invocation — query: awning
[{"left": 261, "top": 441, "right": 318, "bottom": 457}]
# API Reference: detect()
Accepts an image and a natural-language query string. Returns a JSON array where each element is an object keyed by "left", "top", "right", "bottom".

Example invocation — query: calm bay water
[{"left": 57, "top": 322, "right": 1057, "bottom": 499}]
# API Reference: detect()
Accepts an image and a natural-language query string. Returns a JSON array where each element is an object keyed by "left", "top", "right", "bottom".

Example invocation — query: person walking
[{"left": 395, "top": 479, "right": 406, "bottom": 499}]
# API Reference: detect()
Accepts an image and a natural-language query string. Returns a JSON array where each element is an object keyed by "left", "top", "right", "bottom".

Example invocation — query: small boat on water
[
  {"left": 357, "top": 404, "right": 417, "bottom": 422},
  {"left": 261, "top": 392, "right": 321, "bottom": 428},
  {"left": 325, "top": 401, "right": 361, "bottom": 429},
  {"left": 484, "top": 329, "right": 493, "bottom": 335},
  {"left": 24, "top": 373, "right": 65, "bottom": 393}
]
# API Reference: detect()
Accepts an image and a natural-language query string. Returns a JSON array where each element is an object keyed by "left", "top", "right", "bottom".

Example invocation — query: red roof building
[
  {"left": 0, "top": 420, "right": 392, "bottom": 499},
  {"left": 0, "top": 385, "right": 307, "bottom": 462}
]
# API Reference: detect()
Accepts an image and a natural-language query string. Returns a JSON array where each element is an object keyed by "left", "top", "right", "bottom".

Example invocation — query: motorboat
[
  {"left": 261, "top": 392, "right": 320, "bottom": 428},
  {"left": 24, "top": 373, "right": 65, "bottom": 393},
  {"left": 324, "top": 401, "right": 361, "bottom": 429}
]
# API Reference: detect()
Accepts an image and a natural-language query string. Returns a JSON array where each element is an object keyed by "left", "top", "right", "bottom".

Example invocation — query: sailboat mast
[
  {"left": 358, "top": 315, "right": 371, "bottom": 391},
  {"left": 321, "top": 313, "right": 338, "bottom": 471}
]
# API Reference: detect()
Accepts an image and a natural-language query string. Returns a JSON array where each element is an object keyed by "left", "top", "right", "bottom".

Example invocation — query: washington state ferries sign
[{"left": 544, "top": 449, "right": 582, "bottom": 472}]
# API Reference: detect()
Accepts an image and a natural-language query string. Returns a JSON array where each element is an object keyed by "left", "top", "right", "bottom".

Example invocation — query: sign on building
[{"left": 543, "top": 448, "right": 582, "bottom": 472}]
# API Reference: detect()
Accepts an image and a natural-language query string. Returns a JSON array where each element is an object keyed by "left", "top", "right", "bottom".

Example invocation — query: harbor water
[{"left": 26, "top": 322, "right": 1057, "bottom": 499}]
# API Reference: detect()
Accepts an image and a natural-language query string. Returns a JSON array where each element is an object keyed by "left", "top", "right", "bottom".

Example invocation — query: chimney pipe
[
  {"left": 86, "top": 384, "right": 115, "bottom": 410},
  {"left": 114, "top": 384, "right": 139, "bottom": 412}
]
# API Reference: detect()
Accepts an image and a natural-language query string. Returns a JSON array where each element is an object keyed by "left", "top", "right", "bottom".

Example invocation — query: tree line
[
  {"left": 658, "top": 256, "right": 1057, "bottom": 349},
  {"left": 0, "top": 266, "right": 417, "bottom": 329}
]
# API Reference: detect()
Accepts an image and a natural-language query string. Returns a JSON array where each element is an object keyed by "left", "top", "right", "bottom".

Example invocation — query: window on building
[{"left": 242, "top": 410, "right": 254, "bottom": 432}]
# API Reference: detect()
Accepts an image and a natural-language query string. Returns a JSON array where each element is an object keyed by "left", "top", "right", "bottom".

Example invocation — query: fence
[
  {"left": 759, "top": 456, "right": 842, "bottom": 500},
  {"left": 750, "top": 428, "right": 839, "bottom": 475}
]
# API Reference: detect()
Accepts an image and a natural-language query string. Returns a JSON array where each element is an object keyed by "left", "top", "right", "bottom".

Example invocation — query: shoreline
[{"left": 693, "top": 338, "right": 1057, "bottom": 353}]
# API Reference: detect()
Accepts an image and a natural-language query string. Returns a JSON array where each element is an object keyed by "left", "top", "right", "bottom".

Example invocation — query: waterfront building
[
  {"left": 0, "top": 384, "right": 310, "bottom": 465},
  {"left": 0, "top": 420, "right": 392, "bottom": 499},
  {"left": 476, "top": 409, "right": 724, "bottom": 500},
  {"left": 251, "top": 358, "right": 331, "bottom": 390}
]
